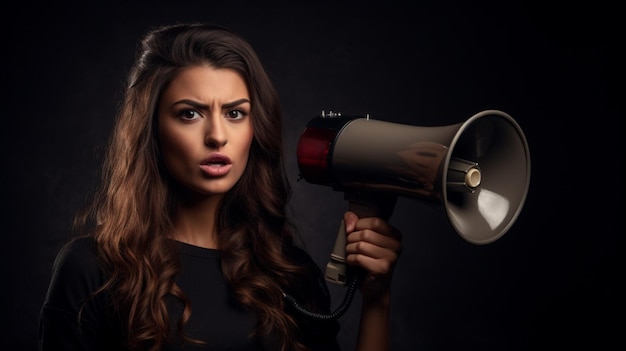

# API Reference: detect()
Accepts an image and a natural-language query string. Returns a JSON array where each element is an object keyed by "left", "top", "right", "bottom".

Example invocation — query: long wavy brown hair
[{"left": 75, "top": 23, "right": 314, "bottom": 350}]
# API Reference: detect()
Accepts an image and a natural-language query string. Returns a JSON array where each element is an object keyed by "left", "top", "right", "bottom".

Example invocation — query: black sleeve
[
  {"left": 38, "top": 236, "right": 125, "bottom": 351},
  {"left": 286, "top": 246, "right": 342, "bottom": 351}
]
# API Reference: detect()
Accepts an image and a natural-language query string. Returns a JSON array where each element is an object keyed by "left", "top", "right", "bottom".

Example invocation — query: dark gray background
[{"left": 2, "top": 1, "right": 622, "bottom": 350}]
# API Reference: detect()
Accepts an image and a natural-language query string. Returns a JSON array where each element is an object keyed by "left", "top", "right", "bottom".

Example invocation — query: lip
[{"left": 199, "top": 153, "right": 233, "bottom": 177}]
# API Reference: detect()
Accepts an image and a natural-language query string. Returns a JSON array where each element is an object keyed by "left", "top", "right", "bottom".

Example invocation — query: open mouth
[
  {"left": 202, "top": 155, "right": 232, "bottom": 167},
  {"left": 199, "top": 154, "right": 233, "bottom": 176},
  {"left": 204, "top": 160, "right": 228, "bottom": 167}
]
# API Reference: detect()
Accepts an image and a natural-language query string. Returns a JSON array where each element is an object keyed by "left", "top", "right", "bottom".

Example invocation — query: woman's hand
[{"left": 343, "top": 211, "right": 403, "bottom": 306}]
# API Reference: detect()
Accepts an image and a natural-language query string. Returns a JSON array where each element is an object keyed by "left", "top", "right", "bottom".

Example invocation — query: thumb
[{"left": 343, "top": 211, "right": 359, "bottom": 233}]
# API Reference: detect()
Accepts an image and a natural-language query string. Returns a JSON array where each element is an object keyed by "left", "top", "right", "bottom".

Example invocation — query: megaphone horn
[{"left": 296, "top": 109, "right": 531, "bottom": 245}]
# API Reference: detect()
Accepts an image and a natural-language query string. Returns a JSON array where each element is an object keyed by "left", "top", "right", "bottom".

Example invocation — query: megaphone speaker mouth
[
  {"left": 296, "top": 109, "right": 531, "bottom": 244},
  {"left": 443, "top": 110, "right": 530, "bottom": 244}
]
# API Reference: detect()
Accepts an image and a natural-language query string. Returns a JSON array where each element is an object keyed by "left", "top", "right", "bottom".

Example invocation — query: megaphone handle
[
  {"left": 325, "top": 219, "right": 350, "bottom": 286},
  {"left": 325, "top": 192, "right": 397, "bottom": 286}
]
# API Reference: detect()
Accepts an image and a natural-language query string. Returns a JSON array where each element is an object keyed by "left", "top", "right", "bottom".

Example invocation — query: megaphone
[{"left": 296, "top": 109, "right": 531, "bottom": 285}]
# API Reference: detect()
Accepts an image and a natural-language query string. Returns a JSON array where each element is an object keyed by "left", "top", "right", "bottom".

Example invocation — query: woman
[{"left": 38, "top": 22, "right": 402, "bottom": 351}]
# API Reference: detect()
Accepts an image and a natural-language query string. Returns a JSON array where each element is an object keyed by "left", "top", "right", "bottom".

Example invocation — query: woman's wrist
[{"left": 362, "top": 289, "right": 392, "bottom": 309}]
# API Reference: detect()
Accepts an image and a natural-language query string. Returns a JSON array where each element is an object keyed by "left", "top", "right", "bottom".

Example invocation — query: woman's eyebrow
[
  {"left": 222, "top": 98, "right": 251, "bottom": 109},
  {"left": 172, "top": 98, "right": 250, "bottom": 110},
  {"left": 172, "top": 99, "right": 208, "bottom": 109}
]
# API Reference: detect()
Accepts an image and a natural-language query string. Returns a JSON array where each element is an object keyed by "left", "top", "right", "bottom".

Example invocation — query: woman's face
[{"left": 157, "top": 65, "right": 253, "bottom": 197}]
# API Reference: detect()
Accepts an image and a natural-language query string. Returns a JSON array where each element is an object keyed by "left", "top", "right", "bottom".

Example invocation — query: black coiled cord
[{"left": 283, "top": 274, "right": 360, "bottom": 320}]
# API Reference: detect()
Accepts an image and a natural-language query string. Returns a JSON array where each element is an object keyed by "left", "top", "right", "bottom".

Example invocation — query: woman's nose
[{"left": 204, "top": 114, "right": 227, "bottom": 147}]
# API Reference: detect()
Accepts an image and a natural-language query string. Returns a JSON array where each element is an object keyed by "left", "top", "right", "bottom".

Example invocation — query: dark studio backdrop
[{"left": 1, "top": 1, "right": 622, "bottom": 350}]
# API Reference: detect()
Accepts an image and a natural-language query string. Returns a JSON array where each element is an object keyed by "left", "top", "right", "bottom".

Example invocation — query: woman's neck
[{"left": 171, "top": 194, "right": 223, "bottom": 249}]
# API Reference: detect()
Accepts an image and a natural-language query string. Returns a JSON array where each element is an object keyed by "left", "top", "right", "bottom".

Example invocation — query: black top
[{"left": 38, "top": 236, "right": 340, "bottom": 350}]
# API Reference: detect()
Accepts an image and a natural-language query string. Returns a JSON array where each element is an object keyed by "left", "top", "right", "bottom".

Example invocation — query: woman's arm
[{"left": 343, "top": 211, "right": 402, "bottom": 351}]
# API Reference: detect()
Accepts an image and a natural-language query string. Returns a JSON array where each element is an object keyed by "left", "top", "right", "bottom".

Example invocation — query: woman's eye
[
  {"left": 225, "top": 109, "right": 247, "bottom": 120},
  {"left": 179, "top": 109, "right": 200, "bottom": 120}
]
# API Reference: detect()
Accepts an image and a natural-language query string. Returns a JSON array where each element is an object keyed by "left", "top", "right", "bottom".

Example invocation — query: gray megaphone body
[{"left": 296, "top": 109, "right": 531, "bottom": 286}]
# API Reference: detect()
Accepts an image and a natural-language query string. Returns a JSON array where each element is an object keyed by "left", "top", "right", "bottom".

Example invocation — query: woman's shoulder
[
  {"left": 51, "top": 235, "right": 100, "bottom": 274},
  {"left": 40, "top": 236, "right": 124, "bottom": 348},
  {"left": 44, "top": 235, "right": 105, "bottom": 307}
]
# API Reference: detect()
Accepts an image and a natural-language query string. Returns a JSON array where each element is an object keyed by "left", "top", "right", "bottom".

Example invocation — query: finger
[
  {"left": 352, "top": 216, "right": 402, "bottom": 240},
  {"left": 343, "top": 211, "right": 359, "bottom": 233},
  {"left": 346, "top": 229, "right": 403, "bottom": 253},
  {"left": 346, "top": 253, "right": 397, "bottom": 276},
  {"left": 346, "top": 240, "right": 400, "bottom": 262}
]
